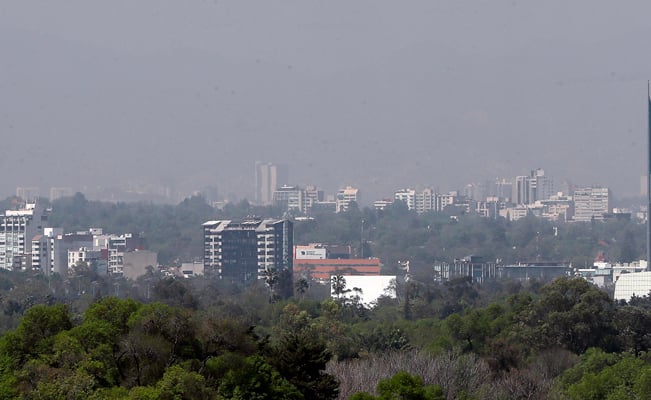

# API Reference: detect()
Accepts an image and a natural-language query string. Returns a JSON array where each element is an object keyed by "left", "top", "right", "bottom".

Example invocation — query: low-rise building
[{"left": 294, "top": 258, "right": 381, "bottom": 283}]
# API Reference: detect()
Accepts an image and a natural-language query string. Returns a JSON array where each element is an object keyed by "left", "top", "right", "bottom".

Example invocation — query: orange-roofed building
[{"left": 294, "top": 258, "right": 381, "bottom": 282}]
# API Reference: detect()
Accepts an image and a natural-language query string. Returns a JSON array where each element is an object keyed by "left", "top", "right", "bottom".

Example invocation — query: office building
[{"left": 203, "top": 219, "right": 293, "bottom": 283}]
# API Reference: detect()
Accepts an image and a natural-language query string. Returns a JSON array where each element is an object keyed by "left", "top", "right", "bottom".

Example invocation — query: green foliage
[
  {"left": 156, "top": 365, "right": 211, "bottom": 400},
  {"left": 267, "top": 304, "right": 338, "bottom": 400},
  {"left": 0, "top": 304, "right": 73, "bottom": 367},
  {"left": 558, "top": 351, "right": 651, "bottom": 400},
  {"left": 521, "top": 277, "right": 616, "bottom": 354},
  {"left": 215, "top": 354, "right": 303, "bottom": 400},
  {"left": 350, "top": 371, "right": 444, "bottom": 400}
]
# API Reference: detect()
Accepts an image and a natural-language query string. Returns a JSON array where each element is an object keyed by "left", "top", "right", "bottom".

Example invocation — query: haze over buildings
[{"left": 2, "top": 1, "right": 651, "bottom": 201}]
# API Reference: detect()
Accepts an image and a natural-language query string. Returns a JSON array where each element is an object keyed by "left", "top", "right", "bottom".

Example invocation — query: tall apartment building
[
  {"left": 255, "top": 162, "right": 289, "bottom": 205},
  {"left": 203, "top": 219, "right": 293, "bottom": 283},
  {"left": 0, "top": 203, "right": 48, "bottom": 270},
  {"left": 394, "top": 188, "right": 435, "bottom": 213},
  {"left": 336, "top": 186, "right": 360, "bottom": 212},
  {"left": 573, "top": 187, "right": 611, "bottom": 222},
  {"left": 31, "top": 227, "right": 64, "bottom": 275}
]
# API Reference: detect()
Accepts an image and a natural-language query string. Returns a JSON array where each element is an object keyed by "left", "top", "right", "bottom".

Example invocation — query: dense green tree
[
  {"left": 156, "top": 365, "right": 212, "bottom": 400},
  {"left": 0, "top": 304, "right": 72, "bottom": 366},
  {"left": 350, "top": 371, "right": 444, "bottom": 400},
  {"left": 558, "top": 350, "right": 651, "bottom": 400},
  {"left": 267, "top": 304, "right": 338, "bottom": 400},
  {"left": 215, "top": 354, "right": 303, "bottom": 400},
  {"left": 520, "top": 277, "right": 616, "bottom": 354}
]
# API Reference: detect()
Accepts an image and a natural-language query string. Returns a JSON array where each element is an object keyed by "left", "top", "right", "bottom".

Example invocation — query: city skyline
[
  {"left": 5, "top": 166, "right": 631, "bottom": 207},
  {"left": 2, "top": 1, "right": 651, "bottom": 204}
]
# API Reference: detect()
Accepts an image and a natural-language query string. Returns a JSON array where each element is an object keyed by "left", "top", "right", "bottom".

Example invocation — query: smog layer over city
[
  {"left": 2, "top": 0, "right": 651, "bottom": 202},
  {"left": 5, "top": 2, "right": 651, "bottom": 399}
]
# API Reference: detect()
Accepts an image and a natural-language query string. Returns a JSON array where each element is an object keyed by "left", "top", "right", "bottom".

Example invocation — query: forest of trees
[{"left": 0, "top": 273, "right": 651, "bottom": 399}]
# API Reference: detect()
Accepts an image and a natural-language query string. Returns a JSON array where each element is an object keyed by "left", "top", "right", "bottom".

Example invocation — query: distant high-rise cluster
[
  {"left": 253, "top": 163, "right": 615, "bottom": 223},
  {"left": 368, "top": 168, "right": 614, "bottom": 223},
  {"left": 254, "top": 162, "right": 289, "bottom": 205},
  {"left": 514, "top": 169, "right": 554, "bottom": 205}
]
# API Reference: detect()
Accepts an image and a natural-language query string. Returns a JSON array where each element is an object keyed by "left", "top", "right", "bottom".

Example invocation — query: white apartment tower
[
  {"left": 395, "top": 188, "right": 435, "bottom": 213},
  {"left": 0, "top": 203, "right": 48, "bottom": 270},
  {"left": 573, "top": 187, "right": 611, "bottom": 222}
]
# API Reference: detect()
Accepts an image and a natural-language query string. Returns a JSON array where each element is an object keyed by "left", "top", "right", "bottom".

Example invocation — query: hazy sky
[{"left": 2, "top": 1, "right": 651, "bottom": 202}]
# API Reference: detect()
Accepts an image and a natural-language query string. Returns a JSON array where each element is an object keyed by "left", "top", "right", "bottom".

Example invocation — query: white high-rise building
[
  {"left": 573, "top": 187, "right": 611, "bottom": 222},
  {"left": 0, "top": 203, "right": 48, "bottom": 270},
  {"left": 394, "top": 188, "right": 435, "bottom": 213}
]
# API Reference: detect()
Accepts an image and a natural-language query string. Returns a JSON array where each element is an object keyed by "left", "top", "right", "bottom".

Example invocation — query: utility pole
[{"left": 360, "top": 219, "right": 365, "bottom": 258}]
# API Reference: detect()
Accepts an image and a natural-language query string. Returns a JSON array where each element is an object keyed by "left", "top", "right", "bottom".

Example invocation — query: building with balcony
[
  {"left": 336, "top": 186, "right": 359, "bottom": 212},
  {"left": 573, "top": 187, "right": 611, "bottom": 222},
  {"left": 203, "top": 219, "right": 293, "bottom": 283},
  {"left": 0, "top": 203, "right": 49, "bottom": 270}
]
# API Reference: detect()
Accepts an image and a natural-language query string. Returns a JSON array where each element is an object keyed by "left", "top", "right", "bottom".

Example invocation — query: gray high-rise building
[
  {"left": 255, "top": 162, "right": 289, "bottom": 205},
  {"left": 203, "top": 218, "right": 293, "bottom": 283},
  {"left": 513, "top": 169, "right": 554, "bottom": 205}
]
